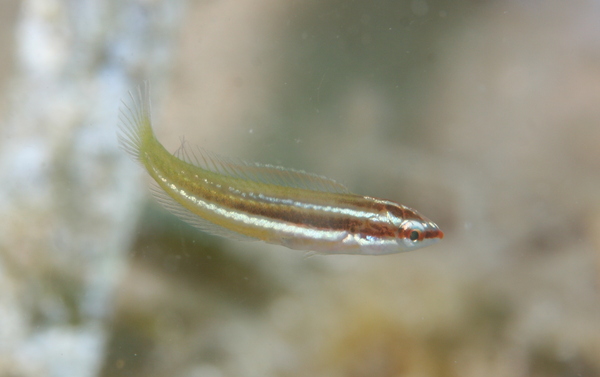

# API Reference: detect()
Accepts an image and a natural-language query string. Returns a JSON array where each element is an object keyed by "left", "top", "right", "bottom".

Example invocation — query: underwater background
[{"left": 0, "top": 1, "right": 599, "bottom": 376}]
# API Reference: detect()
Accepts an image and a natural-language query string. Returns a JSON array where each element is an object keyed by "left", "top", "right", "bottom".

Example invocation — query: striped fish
[{"left": 118, "top": 85, "right": 443, "bottom": 255}]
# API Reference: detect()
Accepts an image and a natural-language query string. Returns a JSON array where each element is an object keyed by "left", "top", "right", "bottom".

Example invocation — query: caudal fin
[{"left": 117, "top": 82, "right": 155, "bottom": 162}]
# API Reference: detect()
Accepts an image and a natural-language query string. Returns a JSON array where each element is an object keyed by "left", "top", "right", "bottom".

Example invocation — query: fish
[{"left": 118, "top": 84, "right": 443, "bottom": 255}]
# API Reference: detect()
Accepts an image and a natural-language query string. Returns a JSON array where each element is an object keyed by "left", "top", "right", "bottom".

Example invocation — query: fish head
[
  {"left": 395, "top": 216, "right": 444, "bottom": 251},
  {"left": 381, "top": 203, "right": 444, "bottom": 253},
  {"left": 355, "top": 203, "right": 443, "bottom": 255}
]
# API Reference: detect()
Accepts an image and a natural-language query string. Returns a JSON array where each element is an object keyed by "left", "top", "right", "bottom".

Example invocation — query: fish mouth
[{"left": 423, "top": 224, "right": 444, "bottom": 241}]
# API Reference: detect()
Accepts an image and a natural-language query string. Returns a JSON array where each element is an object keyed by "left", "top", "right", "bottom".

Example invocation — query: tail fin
[{"left": 117, "top": 82, "right": 156, "bottom": 162}]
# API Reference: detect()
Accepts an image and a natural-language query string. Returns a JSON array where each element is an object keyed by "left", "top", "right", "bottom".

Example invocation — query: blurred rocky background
[{"left": 1, "top": 1, "right": 599, "bottom": 377}]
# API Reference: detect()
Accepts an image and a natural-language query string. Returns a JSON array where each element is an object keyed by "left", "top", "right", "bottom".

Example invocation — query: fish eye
[{"left": 409, "top": 230, "right": 420, "bottom": 242}]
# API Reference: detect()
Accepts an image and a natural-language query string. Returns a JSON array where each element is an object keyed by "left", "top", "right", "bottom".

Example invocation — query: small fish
[{"left": 118, "top": 84, "right": 443, "bottom": 255}]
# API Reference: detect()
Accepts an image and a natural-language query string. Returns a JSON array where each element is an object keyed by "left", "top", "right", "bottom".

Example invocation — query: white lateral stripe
[{"left": 246, "top": 192, "right": 388, "bottom": 222}]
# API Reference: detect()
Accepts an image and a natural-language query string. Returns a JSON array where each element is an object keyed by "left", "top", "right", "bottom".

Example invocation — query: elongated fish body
[{"left": 118, "top": 85, "right": 443, "bottom": 255}]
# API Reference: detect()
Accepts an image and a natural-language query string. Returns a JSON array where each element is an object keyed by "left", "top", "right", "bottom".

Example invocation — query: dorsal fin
[{"left": 173, "top": 140, "right": 351, "bottom": 194}]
